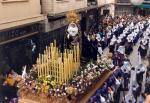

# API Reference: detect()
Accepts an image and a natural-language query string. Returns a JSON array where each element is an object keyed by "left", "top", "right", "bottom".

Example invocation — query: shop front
[
  {"left": 138, "top": 3, "right": 150, "bottom": 15},
  {"left": 115, "top": 5, "right": 133, "bottom": 15},
  {"left": 101, "top": 4, "right": 115, "bottom": 17},
  {"left": 0, "top": 23, "right": 42, "bottom": 74}
]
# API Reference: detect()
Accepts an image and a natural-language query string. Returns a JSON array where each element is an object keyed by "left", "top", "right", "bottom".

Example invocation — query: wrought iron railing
[
  {"left": 87, "top": 0, "right": 97, "bottom": 6},
  {"left": 116, "top": 0, "right": 131, "bottom": 3}
]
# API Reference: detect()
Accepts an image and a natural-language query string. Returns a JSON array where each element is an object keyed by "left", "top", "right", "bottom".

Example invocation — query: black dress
[
  {"left": 90, "top": 40, "right": 98, "bottom": 61},
  {"left": 138, "top": 42, "right": 149, "bottom": 58},
  {"left": 125, "top": 42, "right": 133, "bottom": 55},
  {"left": 109, "top": 44, "right": 115, "bottom": 54}
]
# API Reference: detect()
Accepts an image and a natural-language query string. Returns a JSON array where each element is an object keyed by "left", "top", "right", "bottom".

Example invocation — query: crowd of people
[
  {"left": 82, "top": 15, "right": 150, "bottom": 61},
  {"left": 86, "top": 14, "right": 150, "bottom": 103},
  {"left": 88, "top": 68, "right": 128, "bottom": 103},
  {"left": 19, "top": 13, "right": 150, "bottom": 102},
  {"left": 0, "top": 14, "right": 150, "bottom": 103},
  {"left": 17, "top": 55, "right": 114, "bottom": 103},
  {"left": 89, "top": 63, "right": 150, "bottom": 103}
]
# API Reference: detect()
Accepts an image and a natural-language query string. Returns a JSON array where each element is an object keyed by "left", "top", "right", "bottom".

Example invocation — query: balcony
[
  {"left": 97, "top": 0, "right": 116, "bottom": 6},
  {"left": 0, "top": 0, "right": 45, "bottom": 30},
  {"left": 41, "top": 0, "right": 87, "bottom": 17},
  {"left": 87, "top": 0, "right": 98, "bottom": 10},
  {"left": 116, "top": 0, "right": 131, "bottom": 5},
  {"left": 87, "top": 1, "right": 97, "bottom": 6}
]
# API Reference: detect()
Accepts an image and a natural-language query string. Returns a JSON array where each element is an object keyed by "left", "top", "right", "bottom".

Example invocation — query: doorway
[{"left": 103, "top": 9, "right": 110, "bottom": 16}]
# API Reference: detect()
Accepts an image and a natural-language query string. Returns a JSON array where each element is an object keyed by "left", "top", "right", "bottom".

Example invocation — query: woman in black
[
  {"left": 125, "top": 36, "right": 133, "bottom": 56},
  {"left": 138, "top": 38, "right": 149, "bottom": 59}
]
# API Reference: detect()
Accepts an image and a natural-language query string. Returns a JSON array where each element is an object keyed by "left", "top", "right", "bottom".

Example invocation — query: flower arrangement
[{"left": 18, "top": 54, "right": 113, "bottom": 102}]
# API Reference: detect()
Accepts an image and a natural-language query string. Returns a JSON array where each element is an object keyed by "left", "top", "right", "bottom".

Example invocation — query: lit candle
[
  {"left": 39, "top": 54, "right": 42, "bottom": 77},
  {"left": 41, "top": 54, "right": 44, "bottom": 76}
]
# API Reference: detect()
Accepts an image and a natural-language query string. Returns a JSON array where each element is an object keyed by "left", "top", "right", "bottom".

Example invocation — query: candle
[{"left": 36, "top": 40, "right": 80, "bottom": 84}]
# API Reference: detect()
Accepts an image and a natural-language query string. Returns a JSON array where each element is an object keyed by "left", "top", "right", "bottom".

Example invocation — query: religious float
[{"left": 18, "top": 10, "right": 113, "bottom": 103}]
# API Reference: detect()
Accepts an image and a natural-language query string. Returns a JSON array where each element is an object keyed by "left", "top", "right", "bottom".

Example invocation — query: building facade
[
  {"left": 0, "top": 0, "right": 45, "bottom": 30},
  {"left": 98, "top": 0, "right": 116, "bottom": 17},
  {"left": 0, "top": 0, "right": 45, "bottom": 74},
  {"left": 41, "top": 0, "right": 104, "bottom": 32},
  {"left": 99, "top": 0, "right": 133, "bottom": 17},
  {"left": 138, "top": 0, "right": 150, "bottom": 15},
  {"left": 0, "top": 0, "right": 102, "bottom": 74},
  {"left": 40, "top": 0, "right": 101, "bottom": 56},
  {"left": 99, "top": 0, "right": 150, "bottom": 17}
]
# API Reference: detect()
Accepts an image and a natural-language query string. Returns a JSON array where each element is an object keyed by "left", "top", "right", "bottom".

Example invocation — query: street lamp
[{"left": 130, "top": 0, "right": 144, "bottom": 5}]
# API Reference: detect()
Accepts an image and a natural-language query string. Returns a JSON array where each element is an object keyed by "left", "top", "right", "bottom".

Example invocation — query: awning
[{"left": 138, "top": 3, "right": 150, "bottom": 8}]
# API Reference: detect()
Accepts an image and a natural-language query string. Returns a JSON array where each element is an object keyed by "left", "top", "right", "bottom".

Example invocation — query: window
[
  {"left": 1, "top": 0, "right": 28, "bottom": 3},
  {"left": 56, "top": 0, "right": 68, "bottom": 2}
]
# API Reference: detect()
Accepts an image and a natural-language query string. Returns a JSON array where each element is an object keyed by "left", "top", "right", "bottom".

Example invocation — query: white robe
[
  {"left": 98, "top": 47, "right": 103, "bottom": 55},
  {"left": 138, "top": 53, "right": 142, "bottom": 64},
  {"left": 125, "top": 93, "right": 136, "bottom": 103},
  {"left": 117, "top": 46, "right": 125, "bottom": 54}
]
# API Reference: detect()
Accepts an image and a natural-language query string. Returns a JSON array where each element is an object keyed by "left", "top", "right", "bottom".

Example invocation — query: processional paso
[{"left": 36, "top": 41, "right": 80, "bottom": 84}]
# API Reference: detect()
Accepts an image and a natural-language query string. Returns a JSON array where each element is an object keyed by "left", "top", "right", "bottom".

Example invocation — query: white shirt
[
  {"left": 100, "top": 95, "right": 106, "bottom": 103},
  {"left": 117, "top": 46, "right": 125, "bottom": 54},
  {"left": 140, "top": 66, "right": 146, "bottom": 72},
  {"left": 96, "top": 33, "right": 101, "bottom": 41},
  {"left": 98, "top": 47, "right": 103, "bottom": 55},
  {"left": 125, "top": 94, "right": 136, "bottom": 103}
]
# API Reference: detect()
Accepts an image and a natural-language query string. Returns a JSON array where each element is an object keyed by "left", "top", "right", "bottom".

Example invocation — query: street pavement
[
  {"left": 125, "top": 39, "right": 149, "bottom": 103},
  {"left": 129, "top": 39, "right": 149, "bottom": 103},
  {"left": 102, "top": 38, "right": 150, "bottom": 103}
]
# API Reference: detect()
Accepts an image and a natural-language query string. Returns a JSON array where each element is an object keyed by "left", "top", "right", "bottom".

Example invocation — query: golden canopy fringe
[{"left": 36, "top": 41, "right": 80, "bottom": 85}]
